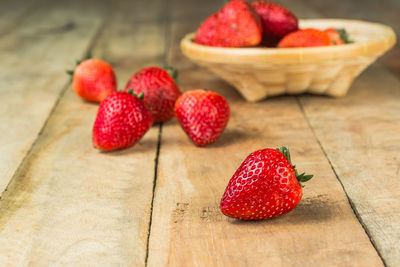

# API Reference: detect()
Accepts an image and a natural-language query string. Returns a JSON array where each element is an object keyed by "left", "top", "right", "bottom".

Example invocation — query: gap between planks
[
  {"left": 145, "top": 0, "right": 396, "bottom": 265},
  {"left": 295, "top": 96, "right": 387, "bottom": 266},
  {"left": 289, "top": 0, "right": 399, "bottom": 263},
  {"left": 145, "top": 124, "right": 163, "bottom": 266},
  {"left": 142, "top": 0, "right": 387, "bottom": 265},
  {"left": 145, "top": 0, "right": 172, "bottom": 265},
  {"left": 3, "top": 0, "right": 385, "bottom": 265}
]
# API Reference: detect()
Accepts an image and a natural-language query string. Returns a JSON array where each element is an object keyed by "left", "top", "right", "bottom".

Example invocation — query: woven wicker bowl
[{"left": 181, "top": 19, "right": 396, "bottom": 101}]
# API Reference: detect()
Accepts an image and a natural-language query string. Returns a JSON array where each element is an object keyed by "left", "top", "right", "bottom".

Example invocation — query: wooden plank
[
  {"left": 146, "top": 1, "right": 383, "bottom": 266},
  {"left": 0, "top": 0, "right": 106, "bottom": 197},
  {"left": 148, "top": 76, "right": 383, "bottom": 267},
  {"left": 285, "top": 0, "right": 400, "bottom": 265},
  {"left": 299, "top": 64, "right": 400, "bottom": 266},
  {"left": 0, "top": 0, "right": 168, "bottom": 265}
]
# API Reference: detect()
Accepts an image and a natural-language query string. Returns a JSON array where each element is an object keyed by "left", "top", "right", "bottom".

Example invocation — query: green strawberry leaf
[
  {"left": 276, "top": 146, "right": 291, "bottom": 163},
  {"left": 164, "top": 66, "right": 179, "bottom": 85},
  {"left": 298, "top": 174, "right": 314, "bottom": 183},
  {"left": 66, "top": 70, "right": 74, "bottom": 76},
  {"left": 137, "top": 91, "right": 145, "bottom": 100},
  {"left": 67, "top": 52, "right": 92, "bottom": 78},
  {"left": 337, "top": 28, "right": 354, "bottom": 44},
  {"left": 75, "top": 52, "right": 92, "bottom": 66},
  {"left": 127, "top": 89, "right": 145, "bottom": 100},
  {"left": 276, "top": 146, "right": 313, "bottom": 187},
  {"left": 85, "top": 52, "right": 92, "bottom": 60}
]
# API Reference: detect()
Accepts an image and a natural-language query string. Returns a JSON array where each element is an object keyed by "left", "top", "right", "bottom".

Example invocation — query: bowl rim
[{"left": 181, "top": 19, "right": 396, "bottom": 64}]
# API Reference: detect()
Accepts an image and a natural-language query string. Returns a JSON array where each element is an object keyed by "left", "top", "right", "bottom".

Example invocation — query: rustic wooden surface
[{"left": 0, "top": 0, "right": 399, "bottom": 266}]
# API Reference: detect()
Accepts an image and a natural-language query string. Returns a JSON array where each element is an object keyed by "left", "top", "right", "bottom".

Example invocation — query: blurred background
[{"left": 1, "top": 0, "right": 398, "bottom": 84}]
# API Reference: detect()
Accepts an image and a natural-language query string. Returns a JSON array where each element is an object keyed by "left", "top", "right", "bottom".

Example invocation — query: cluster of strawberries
[
  {"left": 66, "top": 0, "right": 320, "bottom": 221},
  {"left": 68, "top": 57, "right": 313, "bottom": 221},
  {"left": 68, "top": 58, "right": 230, "bottom": 151},
  {"left": 194, "top": 0, "right": 351, "bottom": 48}
]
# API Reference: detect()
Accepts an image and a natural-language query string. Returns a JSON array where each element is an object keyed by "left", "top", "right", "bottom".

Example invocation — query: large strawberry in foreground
[
  {"left": 220, "top": 147, "right": 313, "bottom": 220},
  {"left": 68, "top": 58, "right": 117, "bottom": 103},
  {"left": 124, "top": 66, "right": 181, "bottom": 123},
  {"left": 174, "top": 89, "right": 230, "bottom": 147},
  {"left": 92, "top": 91, "right": 153, "bottom": 151},
  {"left": 214, "top": 0, "right": 262, "bottom": 47},
  {"left": 252, "top": 1, "right": 298, "bottom": 46}
]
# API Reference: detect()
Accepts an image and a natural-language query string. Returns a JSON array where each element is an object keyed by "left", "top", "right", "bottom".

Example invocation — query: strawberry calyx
[
  {"left": 75, "top": 52, "right": 92, "bottom": 66},
  {"left": 336, "top": 28, "right": 353, "bottom": 44},
  {"left": 127, "top": 89, "right": 145, "bottom": 100},
  {"left": 65, "top": 52, "right": 92, "bottom": 77},
  {"left": 126, "top": 89, "right": 154, "bottom": 114},
  {"left": 164, "top": 66, "right": 179, "bottom": 84},
  {"left": 65, "top": 70, "right": 74, "bottom": 76},
  {"left": 276, "top": 146, "right": 313, "bottom": 187}
]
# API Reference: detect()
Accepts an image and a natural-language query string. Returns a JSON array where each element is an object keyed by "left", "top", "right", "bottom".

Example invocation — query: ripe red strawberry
[
  {"left": 220, "top": 147, "right": 313, "bottom": 220},
  {"left": 252, "top": 1, "right": 298, "bottom": 46},
  {"left": 92, "top": 91, "right": 153, "bottom": 151},
  {"left": 277, "top": 28, "right": 331, "bottom": 48},
  {"left": 194, "top": 13, "right": 218, "bottom": 46},
  {"left": 68, "top": 58, "right": 117, "bottom": 103},
  {"left": 174, "top": 89, "right": 230, "bottom": 147},
  {"left": 324, "top": 28, "right": 353, "bottom": 45},
  {"left": 214, "top": 0, "right": 262, "bottom": 47},
  {"left": 124, "top": 66, "right": 181, "bottom": 123}
]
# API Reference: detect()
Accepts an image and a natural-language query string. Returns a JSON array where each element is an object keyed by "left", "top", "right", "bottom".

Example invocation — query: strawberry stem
[
  {"left": 127, "top": 89, "right": 145, "bottom": 100},
  {"left": 337, "top": 28, "right": 353, "bottom": 44},
  {"left": 75, "top": 52, "right": 92, "bottom": 66},
  {"left": 66, "top": 52, "right": 92, "bottom": 78},
  {"left": 276, "top": 146, "right": 313, "bottom": 187},
  {"left": 164, "top": 66, "right": 179, "bottom": 84}
]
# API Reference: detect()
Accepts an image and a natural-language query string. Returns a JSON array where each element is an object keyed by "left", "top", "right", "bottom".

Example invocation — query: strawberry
[
  {"left": 194, "top": 13, "right": 218, "bottom": 46},
  {"left": 324, "top": 28, "right": 353, "bottom": 45},
  {"left": 277, "top": 28, "right": 331, "bottom": 48},
  {"left": 214, "top": 0, "right": 262, "bottom": 47},
  {"left": 252, "top": 1, "right": 298, "bottom": 46},
  {"left": 174, "top": 89, "right": 230, "bottom": 147},
  {"left": 67, "top": 57, "right": 117, "bottom": 103},
  {"left": 124, "top": 66, "right": 181, "bottom": 123},
  {"left": 220, "top": 147, "right": 313, "bottom": 220},
  {"left": 92, "top": 91, "right": 153, "bottom": 151}
]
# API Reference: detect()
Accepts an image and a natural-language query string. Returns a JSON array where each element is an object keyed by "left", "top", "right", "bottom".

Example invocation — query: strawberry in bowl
[{"left": 182, "top": 1, "right": 396, "bottom": 101}]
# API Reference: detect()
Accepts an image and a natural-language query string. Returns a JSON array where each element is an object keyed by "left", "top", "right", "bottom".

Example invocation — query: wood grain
[
  {"left": 0, "top": 0, "right": 106, "bottom": 197},
  {"left": 146, "top": 1, "right": 383, "bottom": 266},
  {"left": 0, "top": 0, "right": 168, "bottom": 265},
  {"left": 287, "top": 0, "right": 400, "bottom": 265},
  {"left": 299, "top": 65, "right": 400, "bottom": 266},
  {"left": 0, "top": 0, "right": 398, "bottom": 265},
  {"left": 147, "top": 73, "right": 383, "bottom": 267}
]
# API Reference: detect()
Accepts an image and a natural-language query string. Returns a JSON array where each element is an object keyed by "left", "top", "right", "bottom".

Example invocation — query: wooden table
[{"left": 1, "top": 0, "right": 399, "bottom": 266}]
